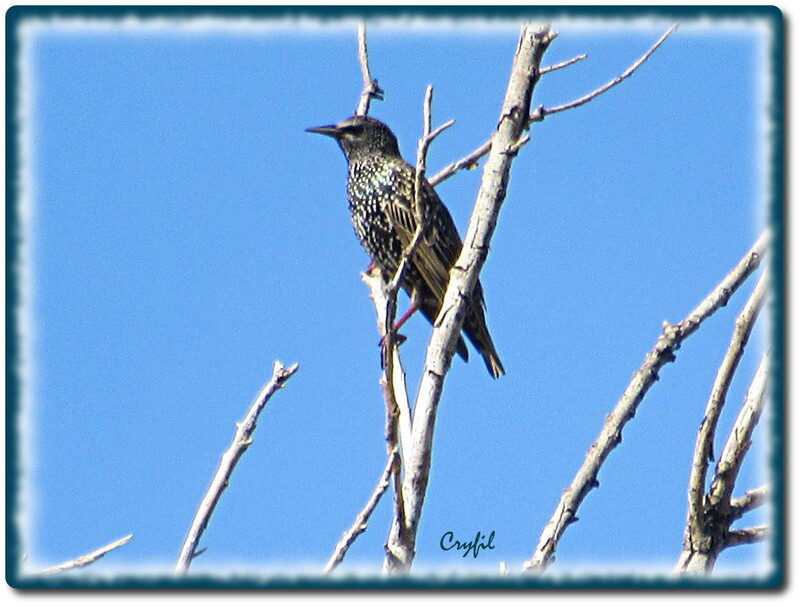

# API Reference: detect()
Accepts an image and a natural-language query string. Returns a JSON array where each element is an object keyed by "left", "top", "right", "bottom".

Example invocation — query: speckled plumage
[{"left": 307, "top": 115, "right": 504, "bottom": 378}]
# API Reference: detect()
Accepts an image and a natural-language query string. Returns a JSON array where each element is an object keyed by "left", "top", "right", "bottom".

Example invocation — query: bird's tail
[
  {"left": 464, "top": 301, "right": 505, "bottom": 379},
  {"left": 417, "top": 290, "right": 503, "bottom": 378}
]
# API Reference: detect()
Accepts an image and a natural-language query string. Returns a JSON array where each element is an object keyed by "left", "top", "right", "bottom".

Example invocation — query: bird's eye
[{"left": 343, "top": 124, "right": 365, "bottom": 136}]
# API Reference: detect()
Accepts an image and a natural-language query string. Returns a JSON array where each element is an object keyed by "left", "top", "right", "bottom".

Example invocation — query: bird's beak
[{"left": 306, "top": 124, "right": 342, "bottom": 138}]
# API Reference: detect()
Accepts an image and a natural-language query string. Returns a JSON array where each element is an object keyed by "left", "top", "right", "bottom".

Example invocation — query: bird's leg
[
  {"left": 393, "top": 303, "right": 419, "bottom": 333},
  {"left": 379, "top": 302, "right": 417, "bottom": 349}
]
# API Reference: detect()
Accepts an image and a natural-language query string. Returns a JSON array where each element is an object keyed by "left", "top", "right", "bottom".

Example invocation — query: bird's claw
[{"left": 379, "top": 332, "right": 407, "bottom": 349}]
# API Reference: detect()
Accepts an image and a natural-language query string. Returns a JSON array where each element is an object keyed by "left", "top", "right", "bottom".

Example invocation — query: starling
[{"left": 307, "top": 115, "right": 505, "bottom": 378}]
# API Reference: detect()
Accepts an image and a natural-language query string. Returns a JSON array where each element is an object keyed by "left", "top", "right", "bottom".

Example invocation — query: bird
[{"left": 307, "top": 115, "right": 505, "bottom": 378}]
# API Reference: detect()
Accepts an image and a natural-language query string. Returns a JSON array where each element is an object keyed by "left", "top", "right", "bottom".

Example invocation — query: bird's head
[{"left": 306, "top": 115, "right": 401, "bottom": 162}]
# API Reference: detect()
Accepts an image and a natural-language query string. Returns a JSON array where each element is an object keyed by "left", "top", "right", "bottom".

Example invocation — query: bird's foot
[{"left": 379, "top": 332, "right": 407, "bottom": 349}]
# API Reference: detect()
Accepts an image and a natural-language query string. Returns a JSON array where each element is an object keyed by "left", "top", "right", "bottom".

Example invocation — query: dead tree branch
[
  {"left": 174, "top": 361, "right": 300, "bottom": 574},
  {"left": 323, "top": 449, "right": 399, "bottom": 574},
  {"left": 531, "top": 23, "right": 679, "bottom": 120},
  {"left": 355, "top": 21, "right": 384, "bottom": 117},
  {"left": 525, "top": 230, "right": 770, "bottom": 573},
  {"left": 362, "top": 266, "right": 412, "bottom": 567},
  {"left": 538, "top": 53, "right": 587, "bottom": 75},
  {"left": 33, "top": 534, "right": 133, "bottom": 575}
]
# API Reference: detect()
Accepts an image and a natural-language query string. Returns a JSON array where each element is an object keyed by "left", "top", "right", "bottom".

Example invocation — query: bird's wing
[{"left": 383, "top": 164, "right": 464, "bottom": 304}]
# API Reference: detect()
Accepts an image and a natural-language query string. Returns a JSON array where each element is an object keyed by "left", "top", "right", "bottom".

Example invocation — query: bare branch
[
  {"left": 323, "top": 449, "right": 399, "bottom": 574},
  {"left": 534, "top": 23, "right": 680, "bottom": 119},
  {"left": 526, "top": 230, "right": 770, "bottom": 573},
  {"left": 382, "top": 23, "right": 556, "bottom": 574},
  {"left": 174, "top": 361, "right": 300, "bottom": 574},
  {"left": 351, "top": 28, "right": 440, "bottom": 570},
  {"left": 355, "top": 22, "right": 384, "bottom": 116},
  {"left": 33, "top": 534, "right": 133, "bottom": 575},
  {"left": 378, "top": 88, "right": 455, "bottom": 452},
  {"left": 359, "top": 269, "right": 412, "bottom": 574}
]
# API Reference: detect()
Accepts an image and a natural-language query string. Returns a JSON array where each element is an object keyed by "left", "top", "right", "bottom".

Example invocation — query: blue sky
[{"left": 9, "top": 7, "right": 779, "bottom": 584}]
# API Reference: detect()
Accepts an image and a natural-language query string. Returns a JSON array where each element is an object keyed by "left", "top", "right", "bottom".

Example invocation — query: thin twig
[
  {"left": 361, "top": 269, "right": 412, "bottom": 574},
  {"left": 538, "top": 53, "right": 587, "bottom": 74},
  {"left": 349, "top": 24, "right": 418, "bottom": 572},
  {"left": 428, "top": 139, "right": 491, "bottom": 187},
  {"left": 429, "top": 24, "right": 678, "bottom": 187},
  {"left": 386, "top": 89, "right": 454, "bottom": 308},
  {"left": 381, "top": 87, "right": 454, "bottom": 410},
  {"left": 323, "top": 449, "right": 399, "bottom": 574},
  {"left": 355, "top": 22, "right": 383, "bottom": 117},
  {"left": 174, "top": 361, "right": 300, "bottom": 574},
  {"left": 345, "top": 24, "right": 419, "bottom": 571},
  {"left": 33, "top": 534, "right": 133, "bottom": 575},
  {"left": 533, "top": 23, "right": 679, "bottom": 119},
  {"left": 526, "top": 230, "right": 770, "bottom": 573}
]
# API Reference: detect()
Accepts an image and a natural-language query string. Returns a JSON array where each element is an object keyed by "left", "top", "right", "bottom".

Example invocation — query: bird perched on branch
[{"left": 307, "top": 115, "right": 504, "bottom": 378}]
